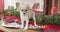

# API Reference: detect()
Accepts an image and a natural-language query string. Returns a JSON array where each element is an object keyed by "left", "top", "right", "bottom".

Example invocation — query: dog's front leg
[
  {"left": 23, "top": 19, "right": 29, "bottom": 30},
  {"left": 20, "top": 18, "right": 24, "bottom": 29}
]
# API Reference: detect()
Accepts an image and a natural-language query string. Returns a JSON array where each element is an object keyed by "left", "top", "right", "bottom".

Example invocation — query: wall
[
  {"left": 4, "top": 0, "right": 44, "bottom": 11},
  {"left": 15, "top": 0, "right": 44, "bottom": 11},
  {"left": 4, "top": 0, "right": 16, "bottom": 9}
]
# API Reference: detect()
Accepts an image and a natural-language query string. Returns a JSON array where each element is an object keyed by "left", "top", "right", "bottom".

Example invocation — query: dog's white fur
[{"left": 18, "top": 4, "right": 37, "bottom": 30}]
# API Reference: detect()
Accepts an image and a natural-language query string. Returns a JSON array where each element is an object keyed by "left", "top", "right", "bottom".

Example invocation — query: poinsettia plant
[
  {"left": 3, "top": 6, "right": 14, "bottom": 16},
  {"left": 0, "top": 10, "right": 3, "bottom": 14},
  {"left": 41, "top": 13, "right": 60, "bottom": 25},
  {"left": 2, "top": 6, "right": 19, "bottom": 17},
  {"left": 12, "top": 9, "right": 20, "bottom": 18},
  {"left": 31, "top": 11, "right": 46, "bottom": 25}
]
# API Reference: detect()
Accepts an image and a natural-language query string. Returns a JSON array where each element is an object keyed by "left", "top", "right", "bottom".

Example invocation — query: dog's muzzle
[{"left": 24, "top": 13, "right": 25, "bottom": 15}]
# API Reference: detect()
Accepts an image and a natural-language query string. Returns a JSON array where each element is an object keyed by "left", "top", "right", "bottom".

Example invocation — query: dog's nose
[{"left": 24, "top": 13, "right": 25, "bottom": 14}]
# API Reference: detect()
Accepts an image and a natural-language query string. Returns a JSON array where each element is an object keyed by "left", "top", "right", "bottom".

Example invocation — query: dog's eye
[{"left": 21, "top": 9, "right": 23, "bottom": 11}]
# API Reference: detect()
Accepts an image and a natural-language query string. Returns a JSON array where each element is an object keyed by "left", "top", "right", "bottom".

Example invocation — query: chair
[{"left": 32, "top": 3, "right": 42, "bottom": 14}]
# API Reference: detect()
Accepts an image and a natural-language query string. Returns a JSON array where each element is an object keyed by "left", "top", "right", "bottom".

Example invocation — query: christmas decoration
[{"left": 41, "top": 14, "right": 60, "bottom": 25}]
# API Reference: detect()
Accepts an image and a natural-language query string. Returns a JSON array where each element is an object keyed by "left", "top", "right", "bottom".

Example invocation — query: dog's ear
[
  {"left": 18, "top": 4, "right": 24, "bottom": 10},
  {"left": 26, "top": 4, "right": 31, "bottom": 10},
  {"left": 18, "top": 6, "right": 21, "bottom": 11}
]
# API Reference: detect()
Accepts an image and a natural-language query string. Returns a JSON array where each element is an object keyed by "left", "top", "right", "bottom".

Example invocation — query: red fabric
[
  {"left": 43, "top": 24, "right": 60, "bottom": 32},
  {"left": 0, "top": 0, "right": 4, "bottom": 10},
  {"left": 51, "top": 7, "right": 57, "bottom": 15}
]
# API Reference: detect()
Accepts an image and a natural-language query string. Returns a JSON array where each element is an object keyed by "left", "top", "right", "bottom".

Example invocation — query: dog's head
[{"left": 18, "top": 4, "right": 30, "bottom": 15}]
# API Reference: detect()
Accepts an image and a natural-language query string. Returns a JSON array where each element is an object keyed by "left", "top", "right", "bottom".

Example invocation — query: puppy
[{"left": 18, "top": 4, "right": 37, "bottom": 30}]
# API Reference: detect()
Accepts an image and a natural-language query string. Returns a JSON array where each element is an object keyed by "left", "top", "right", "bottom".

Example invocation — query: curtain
[{"left": 0, "top": 0, "right": 4, "bottom": 10}]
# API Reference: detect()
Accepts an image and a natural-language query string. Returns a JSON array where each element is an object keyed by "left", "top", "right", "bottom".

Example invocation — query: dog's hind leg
[{"left": 33, "top": 15, "right": 38, "bottom": 27}]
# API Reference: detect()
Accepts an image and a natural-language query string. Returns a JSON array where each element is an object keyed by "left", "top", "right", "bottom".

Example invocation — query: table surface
[{"left": 0, "top": 20, "right": 40, "bottom": 32}]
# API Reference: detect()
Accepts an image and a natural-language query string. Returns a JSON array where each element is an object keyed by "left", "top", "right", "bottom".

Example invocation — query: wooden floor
[{"left": 0, "top": 20, "right": 41, "bottom": 32}]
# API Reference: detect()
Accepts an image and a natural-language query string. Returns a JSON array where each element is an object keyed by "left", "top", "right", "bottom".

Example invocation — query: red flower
[
  {"left": 4, "top": 16, "right": 8, "bottom": 19},
  {"left": 10, "top": 16, "right": 16, "bottom": 19},
  {"left": 15, "top": 17, "right": 20, "bottom": 20},
  {"left": 5, "top": 18, "right": 12, "bottom": 23},
  {"left": 0, "top": 14, "right": 2, "bottom": 18}
]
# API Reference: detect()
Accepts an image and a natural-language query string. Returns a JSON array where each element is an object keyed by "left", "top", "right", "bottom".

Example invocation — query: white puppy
[{"left": 18, "top": 4, "right": 37, "bottom": 30}]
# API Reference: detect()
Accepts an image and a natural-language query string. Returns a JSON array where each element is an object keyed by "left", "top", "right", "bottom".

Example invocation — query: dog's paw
[
  {"left": 34, "top": 24, "right": 38, "bottom": 27},
  {"left": 20, "top": 26, "right": 24, "bottom": 29},
  {"left": 23, "top": 27, "right": 28, "bottom": 30}
]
